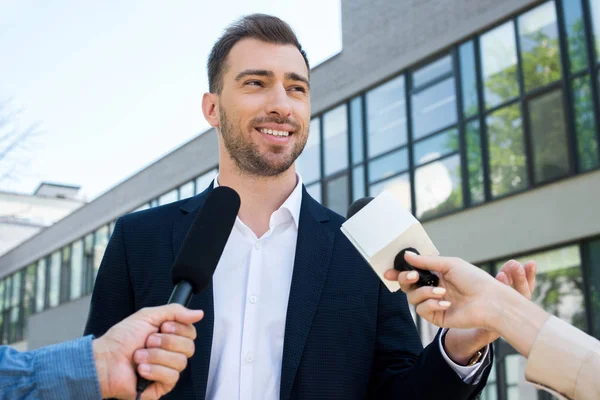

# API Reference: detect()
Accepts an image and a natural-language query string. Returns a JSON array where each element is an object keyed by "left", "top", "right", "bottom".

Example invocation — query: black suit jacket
[{"left": 84, "top": 184, "right": 491, "bottom": 399}]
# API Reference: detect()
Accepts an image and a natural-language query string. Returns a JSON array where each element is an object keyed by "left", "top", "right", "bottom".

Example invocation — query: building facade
[{"left": 1, "top": 0, "right": 600, "bottom": 398}]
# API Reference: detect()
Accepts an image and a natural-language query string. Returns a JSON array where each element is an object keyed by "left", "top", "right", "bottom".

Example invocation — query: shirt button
[
  {"left": 249, "top": 295, "right": 257, "bottom": 304},
  {"left": 245, "top": 353, "right": 254, "bottom": 363},
  {"left": 255, "top": 241, "right": 261, "bottom": 250}
]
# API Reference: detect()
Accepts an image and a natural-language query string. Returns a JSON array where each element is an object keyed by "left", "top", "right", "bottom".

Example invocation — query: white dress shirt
[{"left": 206, "top": 174, "right": 487, "bottom": 400}]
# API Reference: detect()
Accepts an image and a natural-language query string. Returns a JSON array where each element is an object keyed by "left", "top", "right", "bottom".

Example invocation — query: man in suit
[{"left": 85, "top": 14, "right": 532, "bottom": 399}]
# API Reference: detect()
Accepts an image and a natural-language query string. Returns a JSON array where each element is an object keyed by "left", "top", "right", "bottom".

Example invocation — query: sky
[{"left": 0, "top": 0, "right": 342, "bottom": 200}]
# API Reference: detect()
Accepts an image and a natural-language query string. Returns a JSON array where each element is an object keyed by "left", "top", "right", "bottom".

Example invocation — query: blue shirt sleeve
[{"left": 0, "top": 335, "right": 102, "bottom": 399}]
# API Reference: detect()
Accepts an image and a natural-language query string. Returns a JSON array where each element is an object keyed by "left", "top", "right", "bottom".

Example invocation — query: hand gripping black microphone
[
  {"left": 135, "top": 186, "right": 240, "bottom": 398},
  {"left": 346, "top": 197, "right": 439, "bottom": 287}
]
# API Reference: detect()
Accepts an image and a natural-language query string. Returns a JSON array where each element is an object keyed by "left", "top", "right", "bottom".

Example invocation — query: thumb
[
  {"left": 403, "top": 252, "right": 452, "bottom": 274},
  {"left": 136, "top": 304, "right": 204, "bottom": 327}
]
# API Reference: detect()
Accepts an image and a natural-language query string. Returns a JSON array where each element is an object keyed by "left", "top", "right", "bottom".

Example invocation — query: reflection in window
[
  {"left": 518, "top": 2, "right": 562, "bottom": 92},
  {"left": 94, "top": 226, "right": 109, "bottom": 282},
  {"left": 49, "top": 251, "right": 61, "bottom": 308},
  {"left": 326, "top": 174, "right": 349, "bottom": 216},
  {"left": 413, "top": 55, "right": 452, "bottom": 88},
  {"left": 296, "top": 118, "right": 321, "bottom": 182},
  {"left": 158, "top": 189, "right": 178, "bottom": 206},
  {"left": 368, "top": 148, "right": 409, "bottom": 183},
  {"left": 459, "top": 41, "right": 479, "bottom": 118},
  {"left": 11, "top": 273, "right": 20, "bottom": 308},
  {"left": 572, "top": 76, "right": 599, "bottom": 171},
  {"left": 515, "top": 245, "right": 586, "bottom": 331},
  {"left": 323, "top": 105, "right": 349, "bottom": 176},
  {"left": 369, "top": 173, "right": 411, "bottom": 212},
  {"left": 71, "top": 240, "right": 84, "bottom": 301},
  {"left": 350, "top": 97, "right": 364, "bottom": 164},
  {"left": 486, "top": 103, "right": 527, "bottom": 197},
  {"left": 352, "top": 165, "right": 365, "bottom": 201},
  {"left": 591, "top": 0, "right": 600, "bottom": 61},
  {"left": 413, "top": 128, "right": 459, "bottom": 165},
  {"left": 412, "top": 78, "right": 457, "bottom": 139},
  {"left": 23, "top": 264, "right": 36, "bottom": 321},
  {"left": 60, "top": 246, "right": 71, "bottom": 303},
  {"left": 366, "top": 75, "right": 407, "bottom": 157},
  {"left": 529, "top": 90, "right": 569, "bottom": 183},
  {"left": 481, "top": 21, "right": 519, "bottom": 108},
  {"left": 36, "top": 258, "right": 46, "bottom": 312},
  {"left": 585, "top": 238, "right": 600, "bottom": 339},
  {"left": 466, "top": 121, "right": 484, "bottom": 204},
  {"left": 306, "top": 182, "right": 321, "bottom": 203},
  {"left": 416, "top": 154, "right": 463, "bottom": 219},
  {"left": 195, "top": 168, "right": 218, "bottom": 194},
  {"left": 561, "top": 0, "right": 588, "bottom": 72},
  {"left": 179, "top": 180, "right": 195, "bottom": 200}
]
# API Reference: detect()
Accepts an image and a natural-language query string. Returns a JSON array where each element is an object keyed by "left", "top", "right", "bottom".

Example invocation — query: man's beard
[{"left": 219, "top": 105, "right": 307, "bottom": 177}]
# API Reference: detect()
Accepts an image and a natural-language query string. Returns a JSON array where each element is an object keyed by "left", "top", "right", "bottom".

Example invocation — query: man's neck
[{"left": 217, "top": 165, "right": 298, "bottom": 238}]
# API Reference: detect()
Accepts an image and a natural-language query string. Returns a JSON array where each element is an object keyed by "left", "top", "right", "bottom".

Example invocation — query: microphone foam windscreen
[
  {"left": 171, "top": 186, "right": 241, "bottom": 294},
  {"left": 346, "top": 197, "right": 374, "bottom": 219}
]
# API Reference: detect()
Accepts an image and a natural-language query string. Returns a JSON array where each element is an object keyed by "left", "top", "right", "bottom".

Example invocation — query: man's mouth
[{"left": 257, "top": 127, "right": 292, "bottom": 137}]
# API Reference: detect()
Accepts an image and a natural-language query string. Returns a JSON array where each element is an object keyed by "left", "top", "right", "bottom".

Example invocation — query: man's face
[{"left": 214, "top": 38, "right": 310, "bottom": 177}]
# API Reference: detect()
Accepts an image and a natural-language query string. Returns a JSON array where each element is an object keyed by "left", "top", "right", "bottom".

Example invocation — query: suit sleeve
[
  {"left": 84, "top": 217, "right": 136, "bottom": 338},
  {"left": 369, "top": 284, "right": 491, "bottom": 399}
]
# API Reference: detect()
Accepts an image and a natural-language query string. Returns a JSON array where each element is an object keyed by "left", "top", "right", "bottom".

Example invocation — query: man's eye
[
  {"left": 246, "top": 80, "right": 263, "bottom": 87},
  {"left": 289, "top": 86, "right": 307, "bottom": 93}
]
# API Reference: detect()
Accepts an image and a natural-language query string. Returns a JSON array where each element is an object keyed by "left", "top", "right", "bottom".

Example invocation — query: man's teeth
[{"left": 259, "top": 128, "right": 290, "bottom": 137}]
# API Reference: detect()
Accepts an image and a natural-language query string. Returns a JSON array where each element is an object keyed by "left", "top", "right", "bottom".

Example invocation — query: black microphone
[
  {"left": 136, "top": 186, "right": 241, "bottom": 398},
  {"left": 346, "top": 197, "right": 438, "bottom": 288}
]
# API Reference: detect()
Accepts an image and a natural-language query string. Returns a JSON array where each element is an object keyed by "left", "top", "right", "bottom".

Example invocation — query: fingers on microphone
[
  {"left": 160, "top": 321, "right": 197, "bottom": 340},
  {"left": 146, "top": 333, "right": 196, "bottom": 359},
  {"left": 406, "top": 285, "right": 447, "bottom": 306},
  {"left": 397, "top": 271, "right": 420, "bottom": 289},
  {"left": 134, "top": 348, "right": 188, "bottom": 372}
]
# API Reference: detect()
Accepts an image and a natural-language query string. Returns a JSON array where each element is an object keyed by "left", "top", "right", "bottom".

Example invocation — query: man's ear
[{"left": 202, "top": 92, "right": 219, "bottom": 129}]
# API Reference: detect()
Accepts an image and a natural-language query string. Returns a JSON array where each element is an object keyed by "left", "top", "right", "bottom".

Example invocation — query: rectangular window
[
  {"left": 368, "top": 148, "right": 409, "bottom": 183},
  {"left": 23, "top": 263, "right": 36, "bottom": 318},
  {"left": 585, "top": 237, "right": 600, "bottom": 338},
  {"left": 466, "top": 120, "right": 485, "bottom": 204},
  {"left": 70, "top": 240, "right": 84, "bottom": 301},
  {"left": 572, "top": 76, "right": 600, "bottom": 171},
  {"left": 83, "top": 233, "right": 95, "bottom": 295},
  {"left": 413, "top": 128, "right": 459, "bottom": 166},
  {"left": 36, "top": 258, "right": 46, "bottom": 312},
  {"left": 325, "top": 174, "right": 349, "bottom": 216},
  {"left": 369, "top": 173, "right": 412, "bottom": 212},
  {"left": 94, "top": 226, "right": 109, "bottom": 282},
  {"left": 366, "top": 75, "right": 408, "bottom": 157},
  {"left": 60, "top": 246, "right": 71, "bottom": 303},
  {"left": 561, "top": 0, "right": 589, "bottom": 72},
  {"left": 158, "top": 189, "right": 178, "bottom": 206},
  {"left": 412, "top": 77, "right": 457, "bottom": 139},
  {"left": 179, "top": 180, "right": 195, "bottom": 200},
  {"left": 415, "top": 154, "right": 463, "bottom": 219},
  {"left": 352, "top": 165, "right": 365, "bottom": 202},
  {"left": 481, "top": 21, "right": 519, "bottom": 108},
  {"left": 49, "top": 251, "right": 61, "bottom": 308},
  {"left": 528, "top": 89, "right": 569, "bottom": 183},
  {"left": 590, "top": 0, "right": 600, "bottom": 61},
  {"left": 459, "top": 41, "right": 479, "bottom": 118},
  {"left": 195, "top": 168, "right": 218, "bottom": 194},
  {"left": 296, "top": 118, "right": 322, "bottom": 183},
  {"left": 413, "top": 55, "right": 452, "bottom": 88},
  {"left": 306, "top": 182, "right": 322, "bottom": 203},
  {"left": 486, "top": 103, "right": 527, "bottom": 197},
  {"left": 323, "top": 104, "right": 349, "bottom": 176},
  {"left": 350, "top": 96, "right": 365, "bottom": 164}
]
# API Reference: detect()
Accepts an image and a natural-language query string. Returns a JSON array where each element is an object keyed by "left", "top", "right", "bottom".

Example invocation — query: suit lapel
[
  {"left": 172, "top": 183, "right": 215, "bottom": 400},
  {"left": 280, "top": 189, "right": 334, "bottom": 400}
]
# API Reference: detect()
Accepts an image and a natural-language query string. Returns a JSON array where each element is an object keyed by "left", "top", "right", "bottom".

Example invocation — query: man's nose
[{"left": 265, "top": 85, "right": 292, "bottom": 118}]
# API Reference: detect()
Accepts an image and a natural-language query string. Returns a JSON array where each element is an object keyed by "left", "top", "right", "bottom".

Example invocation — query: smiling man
[{"left": 84, "top": 14, "right": 512, "bottom": 400}]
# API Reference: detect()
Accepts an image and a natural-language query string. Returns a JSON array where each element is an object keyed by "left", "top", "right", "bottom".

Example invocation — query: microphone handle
[{"left": 136, "top": 281, "right": 194, "bottom": 396}]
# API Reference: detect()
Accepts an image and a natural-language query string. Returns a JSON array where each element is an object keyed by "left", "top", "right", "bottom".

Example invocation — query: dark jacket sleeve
[
  {"left": 369, "top": 284, "right": 492, "bottom": 400},
  {"left": 84, "top": 217, "right": 135, "bottom": 337}
]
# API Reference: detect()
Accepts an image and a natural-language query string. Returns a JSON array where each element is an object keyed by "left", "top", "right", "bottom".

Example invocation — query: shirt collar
[{"left": 213, "top": 173, "right": 303, "bottom": 229}]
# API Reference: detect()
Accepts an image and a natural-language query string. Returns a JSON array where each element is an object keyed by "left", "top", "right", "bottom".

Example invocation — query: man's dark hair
[{"left": 207, "top": 14, "right": 310, "bottom": 94}]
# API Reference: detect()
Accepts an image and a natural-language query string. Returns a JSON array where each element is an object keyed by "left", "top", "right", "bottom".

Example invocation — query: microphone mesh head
[
  {"left": 171, "top": 186, "right": 240, "bottom": 294},
  {"left": 346, "top": 197, "right": 374, "bottom": 219}
]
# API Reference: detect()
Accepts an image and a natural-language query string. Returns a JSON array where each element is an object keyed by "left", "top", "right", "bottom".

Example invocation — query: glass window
[
  {"left": 459, "top": 41, "right": 479, "bottom": 118},
  {"left": 195, "top": 168, "right": 218, "bottom": 194},
  {"left": 133, "top": 203, "right": 150, "bottom": 213},
  {"left": 83, "top": 233, "right": 95, "bottom": 295},
  {"left": 9, "top": 306, "right": 20, "bottom": 343},
  {"left": 94, "top": 226, "right": 109, "bottom": 281},
  {"left": 518, "top": 2, "right": 562, "bottom": 92},
  {"left": 326, "top": 174, "right": 349, "bottom": 216},
  {"left": 158, "top": 189, "right": 178, "bottom": 206},
  {"left": 70, "top": 240, "right": 84, "bottom": 301},
  {"left": 481, "top": 21, "right": 519, "bottom": 109},
  {"left": 572, "top": 76, "right": 600, "bottom": 171},
  {"left": 11, "top": 273, "right": 20, "bottom": 308},
  {"left": 466, "top": 120, "right": 485, "bottom": 204},
  {"left": 352, "top": 165, "right": 366, "bottom": 201},
  {"left": 350, "top": 96, "right": 364, "bottom": 164},
  {"left": 416, "top": 154, "right": 463, "bottom": 219},
  {"left": 413, "top": 55, "right": 452, "bottom": 88},
  {"left": 36, "top": 258, "right": 46, "bottom": 312},
  {"left": 323, "top": 104, "right": 349, "bottom": 176},
  {"left": 49, "top": 251, "right": 61, "bottom": 308},
  {"left": 150, "top": 199, "right": 159, "bottom": 208},
  {"left": 585, "top": 237, "right": 600, "bottom": 338},
  {"left": 562, "top": 0, "right": 588, "bottom": 72},
  {"left": 479, "top": 362, "right": 497, "bottom": 400},
  {"left": 412, "top": 77, "right": 457, "bottom": 139},
  {"left": 306, "top": 182, "right": 322, "bottom": 203},
  {"left": 179, "top": 180, "right": 195, "bottom": 200},
  {"left": 514, "top": 245, "right": 586, "bottom": 330},
  {"left": 590, "top": 0, "right": 600, "bottom": 61},
  {"left": 366, "top": 75, "right": 408, "bottom": 157},
  {"left": 413, "top": 128, "right": 459, "bottom": 165},
  {"left": 60, "top": 246, "right": 71, "bottom": 303},
  {"left": 529, "top": 89, "right": 569, "bottom": 183},
  {"left": 296, "top": 118, "right": 321, "bottom": 183},
  {"left": 368, "top": 148, "right": 409, "bottom": 183},
  {"left": 369, "top": 173, "right": 412, "bottom": 212},
  {"left": 0, "top": 280, "right": 4, "bottom": 311},
  {"left": 486, "top": 103, "right": 527, "bottom": 197},
  {"left": 23, "top": 264, "right": 36, "bottom": 318}
]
